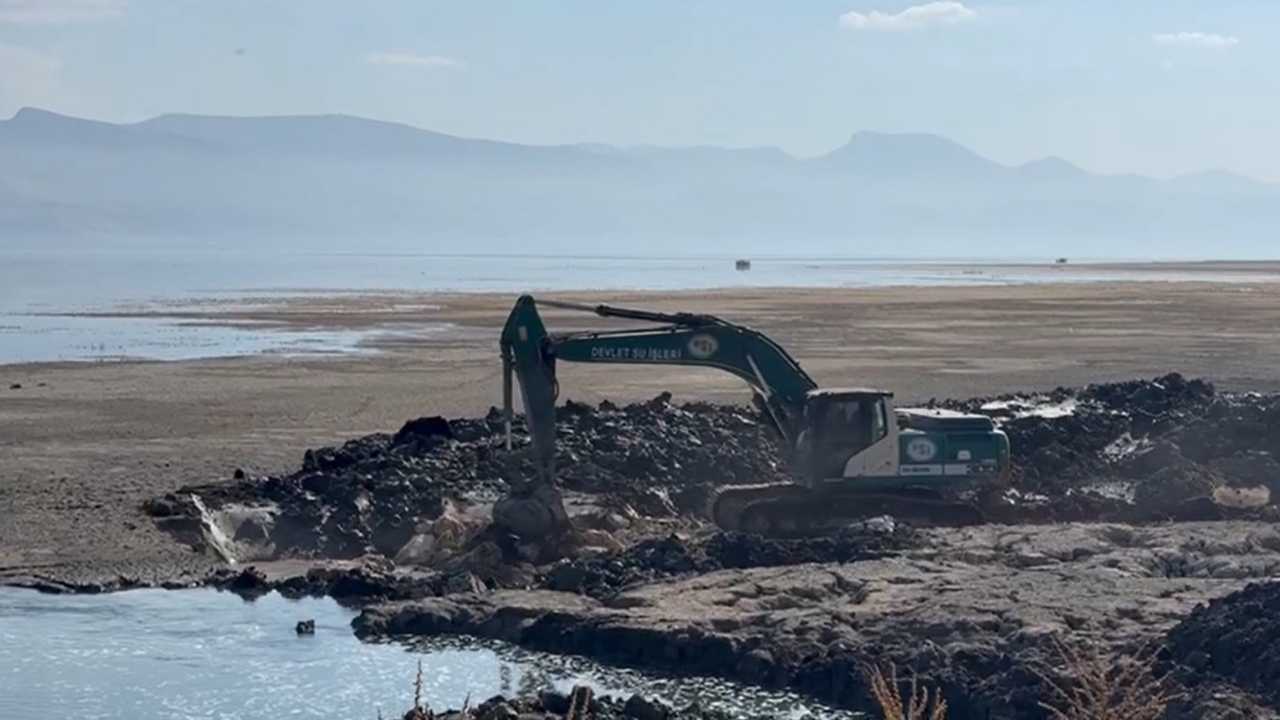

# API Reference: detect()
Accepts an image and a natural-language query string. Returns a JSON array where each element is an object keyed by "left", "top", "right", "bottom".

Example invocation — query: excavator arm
[{"left": 500, "top": 294, "right": 818, "bottom": 481}]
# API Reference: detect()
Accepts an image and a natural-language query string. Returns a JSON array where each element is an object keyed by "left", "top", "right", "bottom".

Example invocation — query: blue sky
[{"left": 1, "top": 0, "right": 1275, "bottom": 180}]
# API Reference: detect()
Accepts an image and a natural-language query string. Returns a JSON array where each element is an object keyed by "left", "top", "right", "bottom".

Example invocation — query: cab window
[
  {"left": 872, "top": 398, "right": 888, "bottom": 441},
  {"left": 824, "top": 397, "right": 887, "bottom": 449}
]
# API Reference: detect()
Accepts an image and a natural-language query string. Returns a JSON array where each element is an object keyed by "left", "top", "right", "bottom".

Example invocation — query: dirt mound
[
  {"left": 148, "top": 375, "right": 1280, "bottom": 565},
  {"left": 945, "top": 373, "right": 1217, "bottom": 492},
  {"left": 552, "top": 395, "right": 784, "bottom": 497},
  {"left": 1165, "top": 581, "right": 1280, "bottom": 707},
  {"left": 543, "top": 520, "right": 920, "bottom": 599},
  {"left": 148, "top": 396, "right": 782, "bottom": 560},
  {"left": 942, "top": 373, "right": 1280, "bottom": 518}
]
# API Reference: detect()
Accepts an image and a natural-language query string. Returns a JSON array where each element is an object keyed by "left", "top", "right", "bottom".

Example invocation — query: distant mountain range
[{"left": 2, "top": 107, "right": 1275, "bottom": 257}]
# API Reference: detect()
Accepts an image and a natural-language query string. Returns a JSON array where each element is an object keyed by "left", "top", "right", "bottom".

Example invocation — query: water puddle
[
  {"left": 0, "top": 313, "right": 382, "bottom": 364},
  {"left": 0, "top": 587, "right": 858, "bottom": 719}
]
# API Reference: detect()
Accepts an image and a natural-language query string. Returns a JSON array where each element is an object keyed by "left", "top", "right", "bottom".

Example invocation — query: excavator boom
[{"left": 501, "top": 294, "right": 816, "bottom": 480}]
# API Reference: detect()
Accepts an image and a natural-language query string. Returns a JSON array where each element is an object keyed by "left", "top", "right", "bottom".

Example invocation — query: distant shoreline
[
  {"left": 5, "top": 260, "right": 1280, "bottom": 365},
  {"left": 2, "top": 270, "right": 1280, "bottom": 367}
]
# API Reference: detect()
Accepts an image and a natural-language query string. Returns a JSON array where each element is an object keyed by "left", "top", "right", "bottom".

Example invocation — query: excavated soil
[
  {"left": 146, "top": 373, "right": 1280, "bottom": 568},
  {"left": 1166, "top": 580, "right": 1280, "bottom": 709},
  {"left": 143, "top": 394, "right": 784, "bottom": 564}
]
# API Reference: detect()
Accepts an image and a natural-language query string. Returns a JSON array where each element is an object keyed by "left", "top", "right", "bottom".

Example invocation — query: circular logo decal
[
  {"left": 687, "top": 334, "right": 719, "bottom": 359},
  {"left": 906, "top": 437, "right": 939, "bottom": 463}
]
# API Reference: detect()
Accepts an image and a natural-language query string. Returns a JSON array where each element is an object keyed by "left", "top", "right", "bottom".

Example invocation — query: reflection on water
[
  {"left": 8, "top": 250, "right": 1274, "bottom": 365},
  {"left": 0, "top": 588, "right": 857, "bottom": 720},
  {"left": 0, "top": 314, "right": 381, "bottom": 364}
]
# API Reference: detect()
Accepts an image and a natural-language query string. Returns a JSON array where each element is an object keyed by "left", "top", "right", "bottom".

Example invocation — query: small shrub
[
  {"left": 864, "top": 662, "right": 948, "bottom": 720},
  {"left": 1035, "top": 638, "right": 1182, "bottom": 720}
]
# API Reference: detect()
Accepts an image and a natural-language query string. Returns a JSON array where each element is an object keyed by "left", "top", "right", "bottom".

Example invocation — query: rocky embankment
[
  {"left": 134, "top": 374, "right": 1280, "bottom": 719},
  {"left": 356, "top": 522, "right": 1280, "bottom": 720}
]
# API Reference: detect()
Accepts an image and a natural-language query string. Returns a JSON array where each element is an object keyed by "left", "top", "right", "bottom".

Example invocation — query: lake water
[
  {"left": 3, "top": 250, "right": 1276, "bottom": 364},
  {"left": 0, "top": 587, "right": 856, "bottom": 720}
]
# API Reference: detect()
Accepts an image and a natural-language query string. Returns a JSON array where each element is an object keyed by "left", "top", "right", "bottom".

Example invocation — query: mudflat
[{"left": 3, "top": 280, "right": 1280, "bottom": 584}]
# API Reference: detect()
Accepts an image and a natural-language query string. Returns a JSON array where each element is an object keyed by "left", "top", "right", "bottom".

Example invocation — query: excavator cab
[{"left": 801, "top": 389, "right": 896, "bottom": 483}]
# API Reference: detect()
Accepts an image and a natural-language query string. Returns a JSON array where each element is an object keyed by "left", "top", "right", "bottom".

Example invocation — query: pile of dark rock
[
  {"left": 1165, "top": 581, "right": 1280, "bottom": 708},
  {"left": 148, "top": 374, "right": 1280, "bottom": 564},
  {"left": 549, "top": 394, "right": 784, "bottom": 508},
  {"left": 147, "top": 395, "right": 782, "bottom": 559},
  {"left": 943, "top": 373, "right": 1280, "bottom": 518}
]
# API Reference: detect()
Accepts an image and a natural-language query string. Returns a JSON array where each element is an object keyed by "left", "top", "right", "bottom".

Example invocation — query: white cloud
[
  {"left": 839, "top": 1, "right": 975, "bottom": 31},
  {"left": 365, "top": 52, "right": 462, "bottom": 69},
  {"left": 1152, "top": 32, "right": 1239, "bottom": 49},
  {"left": 0, "top": 0, "right": 124, "bottom": 23}
]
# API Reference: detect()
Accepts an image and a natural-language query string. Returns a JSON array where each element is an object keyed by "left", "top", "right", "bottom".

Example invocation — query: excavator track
[
  {"left": 709, "top": 483, "right": 808, "bottom": 532},
  {"left": 710, "top": 482, "right": 988, "bottom": 537}
]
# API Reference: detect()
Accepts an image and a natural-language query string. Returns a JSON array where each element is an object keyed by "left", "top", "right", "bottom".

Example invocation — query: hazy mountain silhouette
[
  {"left": 1, "top": 108, "right": 1274, "bottom": 257},
  {"left": 136, "top": 112, "right": 610, "bottom": 166},
  {"left": 813, "top": 131, "right": 1005, "bottom": 178},
  {"left": 1016, "top": 156, "right": 1091, "bottom": 181}
]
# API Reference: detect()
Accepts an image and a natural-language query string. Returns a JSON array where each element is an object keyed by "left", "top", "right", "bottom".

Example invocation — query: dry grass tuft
[
  {"left": 1035, "top": 638, "right": 1182, "bottom": 720},
  {"left": 405, "top": 658, "right": 433, "bottom": 720},
  {"left": 864, "top": 662, "right": 948, "bottom": 720}
]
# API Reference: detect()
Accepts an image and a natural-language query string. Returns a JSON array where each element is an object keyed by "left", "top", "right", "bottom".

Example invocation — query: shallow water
[
  {"left": 0, "top": 314, "right": 385, "bottom": 364},
  {"left": 0, "top": 251, "right": 1055, "bottom": 316},
  {"left": 5, "top": 250, "right": 1277, "bottom": 364},
  {"left": 0, "top": 587, "right": 857, "bottom": 720}
]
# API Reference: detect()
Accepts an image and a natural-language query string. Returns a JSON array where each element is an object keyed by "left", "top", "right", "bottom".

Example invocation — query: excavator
[{"left": 498, "top": 294, "right": 1010, "bottom": 536}]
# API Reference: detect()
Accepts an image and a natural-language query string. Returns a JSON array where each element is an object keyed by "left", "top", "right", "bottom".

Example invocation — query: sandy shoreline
[{"left": 4, "top": 279, "right": 1280, "bottom": 585}]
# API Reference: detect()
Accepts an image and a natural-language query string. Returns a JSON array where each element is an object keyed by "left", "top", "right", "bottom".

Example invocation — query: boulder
[
  {"left": 225, "top": 566, "right": 270, "bottom": 596},
  {"left": 536, "top": 690, "right": 570, "bottom": 715},
  {"left": 395, "top": 416, "right": 454, "bottom": 444},
  {"left": 476, "top": 699, "right": 519, "bottom": 720},
  {"left": 394, "top": 502, "right": 473, "bottom": 566},
  {"left": 623, "top": 694, "right": 672, "bottom": 720}
]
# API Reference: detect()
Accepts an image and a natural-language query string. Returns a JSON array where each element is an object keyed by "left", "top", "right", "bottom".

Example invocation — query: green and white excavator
[{"left": 499, "top": 294, "right": 1010, "bottom": 536}]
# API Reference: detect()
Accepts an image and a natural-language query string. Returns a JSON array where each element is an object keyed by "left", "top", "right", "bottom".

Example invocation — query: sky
[{"left": 1, "top": 0, "right": 1276, "bottom": 181}]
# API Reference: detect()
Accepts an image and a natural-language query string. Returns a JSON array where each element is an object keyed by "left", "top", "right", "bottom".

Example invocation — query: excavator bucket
[{"left": 500, "top": 295, "right": 559, "bottom": 480}]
